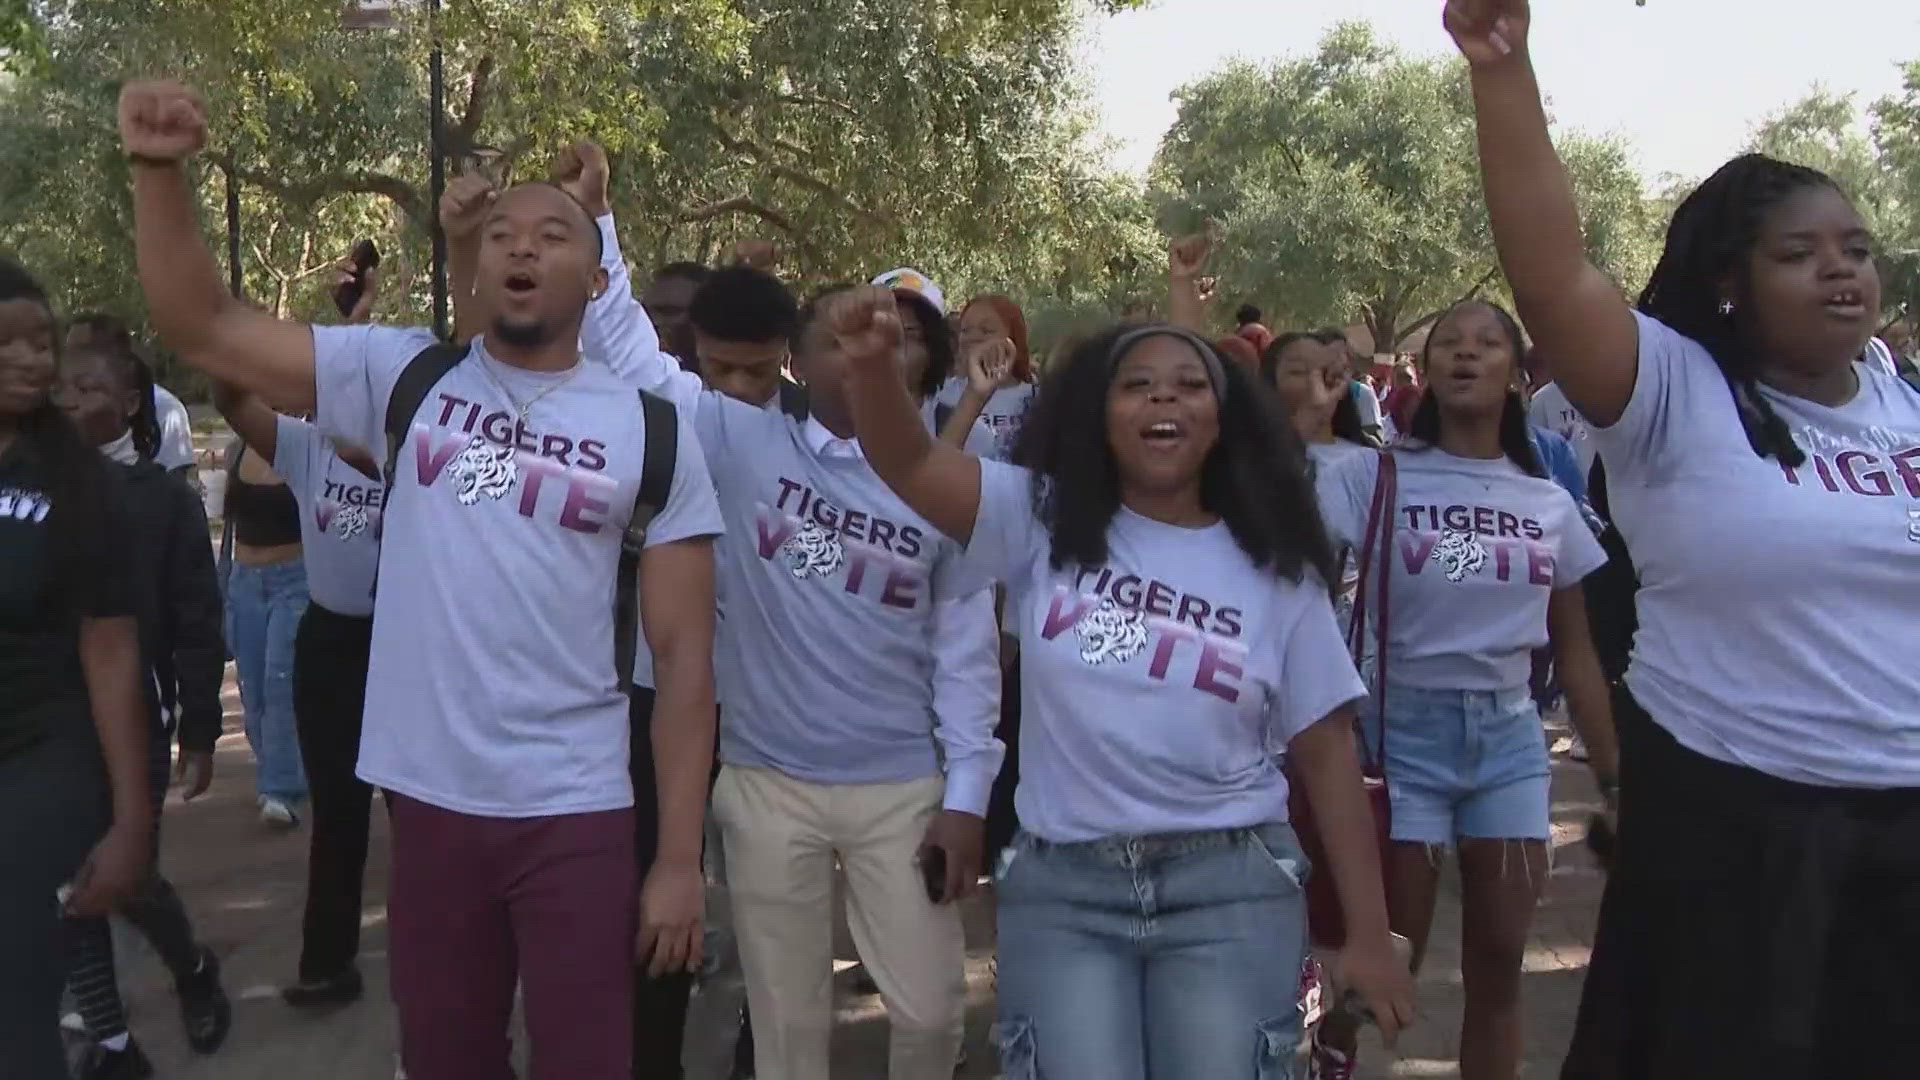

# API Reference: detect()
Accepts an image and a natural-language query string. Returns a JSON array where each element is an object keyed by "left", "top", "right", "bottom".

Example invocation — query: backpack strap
[
  {"left": 382, "top": 341, "right": 471, "bottom": 488},
  {"left": 777, "top": 379, "right": 810, "bottom": 422},
  {"left": 614, "top": 390, "right": 679, "bottom": 689},
  {"left": 1348, "top": 449, "right": 1396, "bottom": 777}
]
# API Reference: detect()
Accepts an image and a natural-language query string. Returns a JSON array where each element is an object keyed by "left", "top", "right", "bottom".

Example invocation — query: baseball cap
[{"left": 871, "top": 267, "right": 946, "bottom": 314}]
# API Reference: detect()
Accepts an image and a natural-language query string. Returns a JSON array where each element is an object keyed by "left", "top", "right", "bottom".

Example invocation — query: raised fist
[
  {"left": 730, "top": 238, "right": 780, "bottom": 271},
  {"left": 1442, "top": 0, "right": 1531, "bottom": 65},
  {"left": 964, "top": 337, "right": 1016, "bottom": 396},
  {"left": 828, "top": 286, "right": 905, "bottom": 369},
  {"left": 551, "top": 139, "right": 611, "bottom": 217},
  {"left": 118, "top": 80, "right": 207, "bottom": 163},
  {"left": 1168, "top": 232, "right": 1212, "bottom": 281},
  {"left": 441, "top": 172, "right": 498, "bottom": 240}
]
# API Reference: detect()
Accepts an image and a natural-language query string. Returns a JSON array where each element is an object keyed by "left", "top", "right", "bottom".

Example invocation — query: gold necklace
[{"left": 479, "top": 352, "right": 581, "bottom": 421}]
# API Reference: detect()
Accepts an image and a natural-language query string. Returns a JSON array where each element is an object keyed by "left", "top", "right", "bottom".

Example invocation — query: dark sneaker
[
  {"left": 81, "top": 1039, "right": 155, "bottom": 1080},
  {"left": 281, "top": 967, "right": 365, "bottom": 1012},
  {"left": 176, "top": 947, "right": 232, "bottom": 1053}
]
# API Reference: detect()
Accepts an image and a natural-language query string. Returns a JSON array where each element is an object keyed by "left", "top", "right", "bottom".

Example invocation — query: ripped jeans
[{"left": 994, "top": 823, "right": 1310, "bottom": 1080}]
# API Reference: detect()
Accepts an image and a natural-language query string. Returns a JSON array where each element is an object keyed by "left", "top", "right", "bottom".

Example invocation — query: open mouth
[
  {"left": 504, "top": 271, "right": 538, "bottom": 295},
  {"left": 1140, "top": 419, "right": 1185, "bottom": 446},
  {"left": 1824, "top": 288, "right": 1866, "bottom": 318}
]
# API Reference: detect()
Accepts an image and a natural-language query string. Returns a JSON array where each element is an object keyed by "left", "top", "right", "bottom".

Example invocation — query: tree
[
  {"left": 0, "top": 0, "right": 1154, "bottom": 361},
  {"left": 1149, "top": 22, "right": 1659, "bottom": 351}
]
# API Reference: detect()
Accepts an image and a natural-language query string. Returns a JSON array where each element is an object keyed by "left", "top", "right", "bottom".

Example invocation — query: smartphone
[
  {"left": 332, "top": 238, "right": 381, "bottom": 318},
  {"left": 920, "top": 847, "right": 948, "bottom": 904}
]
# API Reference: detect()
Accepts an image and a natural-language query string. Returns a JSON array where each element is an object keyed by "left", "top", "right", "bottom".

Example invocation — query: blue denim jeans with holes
[
  {"left": 227, "top": 558, "right": 310, "bottom": 803},
  {"left": 993, "top": 823, "right": 1310, "bottom": 1080}
]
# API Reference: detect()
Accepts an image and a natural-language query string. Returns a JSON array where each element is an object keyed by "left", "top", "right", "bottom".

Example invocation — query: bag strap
[
  {"left": 613, "top": 390, "right": 678, "bottom": 689},
  {"left": 777, "top": 379, "right": 810, "bottom": 422},
  {"left": 1348, "top": 449, "right": 1396, "bottom": 775},
  {"left": 382, "top": 341, "right": 471, "bottom": 489}
]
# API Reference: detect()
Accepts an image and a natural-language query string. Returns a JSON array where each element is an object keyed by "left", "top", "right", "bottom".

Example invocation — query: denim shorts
[{"left": 1362, "top": 684, "right": 1549, "bottom": 844}]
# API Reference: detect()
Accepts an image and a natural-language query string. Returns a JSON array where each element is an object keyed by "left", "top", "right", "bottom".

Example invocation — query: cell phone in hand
[
  {"left": 332, "top": 238, "right": 380, "bottom": 318},
  {"left": 920, "top": 847, "right": 948, "bottom": 904}
]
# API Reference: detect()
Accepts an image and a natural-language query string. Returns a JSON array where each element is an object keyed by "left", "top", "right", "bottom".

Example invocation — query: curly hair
[{"left": 1010, "top": 323, "right": 1337, "bottom": 586}]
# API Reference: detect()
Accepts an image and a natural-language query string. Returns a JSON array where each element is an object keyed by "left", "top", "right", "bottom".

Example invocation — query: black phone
[
  {"left": 333, "top": 239, "right": 381, "bottom": 318},
  {"left": 920, "top": 847, "right": 947, "bottom": 904}
]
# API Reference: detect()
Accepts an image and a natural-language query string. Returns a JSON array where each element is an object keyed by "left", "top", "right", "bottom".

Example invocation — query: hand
[
  {"left": 173, "top": 748, "right": 214, "bottom": 801},
  {"left": 964, "top": 337, "right": 1016, "bottom": 397},
  {"left": 637, "top": 858, "right": 704, "bottom": 977},
  {"left": 729, "top": 238, "right": 779, "bottom": 270},
  {"left": 65, "top": 823, "right": 150, "bottom": 917},
  {"left": 1442, "top": 0, "right": 1530, "bottom": 65},
  {"left": 440, "top": 172, "right": 498, "bottom": 241},
  {"left": 918, "top": 810, "right": 985, "bottom": 904},
  {"left": 118, "top": 80, "right": 207, "bottom": 163},
  {"left": 1334, "top": 932, "right": 1418, "bottom": 1042},
  {"left": 828, "top": 286, "right": 905, "bottom": 369},
  {"left": 1194, "top": 275, "right": 1218, "bottom": 305},
  {"left": 551, "top": 139, "right": 612, "bottom": 217},
  {"left": 333, "top": 258, "right": 380, "bottom": 325},
  {"left": 1168, "top": 232, "right": 1212, "bottom": 281}
]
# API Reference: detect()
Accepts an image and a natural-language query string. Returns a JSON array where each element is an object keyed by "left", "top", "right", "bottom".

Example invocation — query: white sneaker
[{"left": 258, "top": 796, "right": 299, "bottom": 829}]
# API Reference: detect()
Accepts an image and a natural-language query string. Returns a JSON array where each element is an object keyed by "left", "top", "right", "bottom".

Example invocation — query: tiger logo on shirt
[
  {"left": 782, "top": 519, "right": 844, "bottom": 579},
  {"left": 1431, "top": 529, "right": 1489, "bottom": 582},
  {"left": 443, "top": 436, "right": 519, "bottom": 506},
  {"left": 333, "top": 504, "right": 372, "bottom": 540},
  {"left": 1073, "top": 598, "right": 1149, "bottom": 665}
]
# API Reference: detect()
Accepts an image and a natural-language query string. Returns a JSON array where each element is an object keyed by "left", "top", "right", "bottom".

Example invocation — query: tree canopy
[{"left": 1150, "top": 22, "right": 1661, "bottom": 352}]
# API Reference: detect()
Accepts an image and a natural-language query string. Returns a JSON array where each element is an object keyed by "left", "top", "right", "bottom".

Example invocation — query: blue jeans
[
  {"left": 227, "top": 558, "right": 310, "bottom": 802},
  {"left": 994, "top": 824, "right": 1310, "bottom": 1080},
  {"left": 1365, "top": 683, "right": 1549, "bottom": 845}
]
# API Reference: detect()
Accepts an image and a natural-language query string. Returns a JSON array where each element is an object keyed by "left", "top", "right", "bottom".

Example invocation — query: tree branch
[
  {"left": 677, "top": 196, "right": 796, "bottom": 232},
  {"left": 705, "top": 122, "right": 892, "bottom": 227},
  {"left": 775, "top": 94, "right": 858, "bottom": 118},
  {"left": 234, "top": 165, "right": 425, "bottom": 222}
]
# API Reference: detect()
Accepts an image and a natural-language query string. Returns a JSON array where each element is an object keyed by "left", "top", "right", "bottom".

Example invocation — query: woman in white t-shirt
[
  {"left": 830, "top": 289, "right": 1415, "bottom": 1079},
  {"left": 1316, "top": 299, "right": 1615, "bottom": 1080},
  {"left": 1453, "top": 4, "right": 1920, "bottom": 1075},
  {"left": 937, "top": 295, "right": 1037, "bottom": 461}
]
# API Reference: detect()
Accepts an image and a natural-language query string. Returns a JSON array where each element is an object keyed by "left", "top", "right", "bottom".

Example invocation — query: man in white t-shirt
[{"left": 121, "top": 81, "right": 725, "bottom": 1079}]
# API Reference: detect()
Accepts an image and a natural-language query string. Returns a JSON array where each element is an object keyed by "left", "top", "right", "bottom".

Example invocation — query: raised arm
[
  {"left": 938, "top": 336, "right": 1016, "bottom": 448},
  {"left": 208, "top": 377, "right": 282, "bottom": 464},
  {"left": 1166, "top": 233, "right": 1214, "bottom": 335},
  {"left": 833, "top": 288, "right": 983, "bottom": 544},
  {"left": 121, "top": 81, "right": 317, "bottom": 412},
  {"left": 440, "top": 174, "right": 495, "bottom": 345},
  {"left": 1445, "top": 1, "right": 1637, "bottom": 424}
]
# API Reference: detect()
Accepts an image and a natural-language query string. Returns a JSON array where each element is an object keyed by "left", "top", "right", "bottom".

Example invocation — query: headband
[{"left": 1108, "top": 325, "right": 1229, "bottom": 403}]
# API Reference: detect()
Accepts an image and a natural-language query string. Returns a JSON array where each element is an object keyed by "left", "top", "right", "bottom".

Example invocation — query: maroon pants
[{"left": 387, "top": 794, "right": 638, "bottom": 1080}]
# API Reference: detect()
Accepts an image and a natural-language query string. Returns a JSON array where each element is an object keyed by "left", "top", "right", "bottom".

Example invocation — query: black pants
[
  {"left": 984, "top": 651, "right": 1022, "bottom": 857},
  {"left": 291, "top": 603, "right": 375, "bottom": 983},
  {"left": 0, "top": 719, "right": 109, "bottom": 1078},
  {"left": 628, "top": 687, "right": 698, "bottom": 1080},
  {"left": 66, "top": 716, "right": 204, "bottom": 1041},
  {"left": 1562, "top": 687, "right": 1920, "bottom": 1079}
]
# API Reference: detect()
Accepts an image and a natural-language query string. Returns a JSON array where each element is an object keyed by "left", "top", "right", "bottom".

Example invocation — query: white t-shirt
[
  {"left": 1591, "top": 313, "right": 1920, "bottom": 788},
  {"left": 153, "top": 385, "right": 196, "bottom": 471},
  {"left": 312, "top": 326, "right": 725, "bottom": 817},
  {"left": 1351, "top": 380, "right": 1383, "bottom": 431},
  {"left": 935, "top": 377, "right": 1037, "bottom": 461},
  {"left": 1528, "top": 381, "right": 1597, "bottom": 478},
  {"left": 1307, "top": 439, "right": 1378, "bottom": 632},
  {"left": 963, "top": 459, "right": 1365, "bottom": 843},
  {"left": 272, "top": 415, "right": 381, "bottom": 618},
  {"left": 1318, "top": 445, "right": 1608, "bottom": 692}
]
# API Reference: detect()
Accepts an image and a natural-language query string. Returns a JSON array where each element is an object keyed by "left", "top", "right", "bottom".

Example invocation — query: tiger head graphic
[
  {"left": 1431, "top": 529, "right": 1488, "bottom": 583},
  {"left": 1073, "top": 598, "right": 1150, "bottom": 666},
  {"left": 443, "top": 436, "right": 519, "bottom": 506},
  {"left": 781, "top": 519, "right": 844, "bottom": 579},
  {"left": 333, "top": 503, "right": 372, "bottom": 541}
]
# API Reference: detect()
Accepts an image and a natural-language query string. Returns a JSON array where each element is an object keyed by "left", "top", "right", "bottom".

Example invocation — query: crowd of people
[{"left": 5, "top": 2, "right": 1920, "bottom": 1078}]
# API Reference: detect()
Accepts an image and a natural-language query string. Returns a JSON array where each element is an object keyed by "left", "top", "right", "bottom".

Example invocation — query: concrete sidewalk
[{"left": 106, "top": 691, "right": 1604, "bottom": 1078}]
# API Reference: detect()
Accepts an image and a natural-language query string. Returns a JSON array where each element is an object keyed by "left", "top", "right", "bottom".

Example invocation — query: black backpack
[{"left": 380, "top": 342, "right": 678, "bottom": 689}]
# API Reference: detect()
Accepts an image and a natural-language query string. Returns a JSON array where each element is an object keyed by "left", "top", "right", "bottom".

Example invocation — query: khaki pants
[{"left": 712, "top": 765, "right": 965, "bottom": 1080}]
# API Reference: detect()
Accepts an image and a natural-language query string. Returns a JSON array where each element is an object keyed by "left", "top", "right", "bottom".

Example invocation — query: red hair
[{"left": 961, "top": 295, "right": 1033, "bottom": 382}]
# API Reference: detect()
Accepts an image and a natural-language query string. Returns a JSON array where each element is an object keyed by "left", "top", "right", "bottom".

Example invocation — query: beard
[{"left": 490, "top": 314, "right": 552, "bottom": 350}]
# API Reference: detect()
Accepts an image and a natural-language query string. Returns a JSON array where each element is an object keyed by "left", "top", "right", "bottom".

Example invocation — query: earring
[{"left": 1718, "top": 299, "right": 1736, "bottom": 316}]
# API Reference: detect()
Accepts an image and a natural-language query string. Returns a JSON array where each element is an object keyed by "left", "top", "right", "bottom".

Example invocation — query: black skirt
[{"left": 1562, "top": 686, "right": 1920, "bottom": 1079}]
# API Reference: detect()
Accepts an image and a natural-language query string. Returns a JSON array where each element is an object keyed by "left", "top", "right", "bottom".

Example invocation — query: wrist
[{"left": 127, "top": 152, "right": 184, "bottom": 170}]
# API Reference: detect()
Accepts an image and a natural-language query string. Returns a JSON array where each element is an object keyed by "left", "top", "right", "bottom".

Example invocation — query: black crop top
[{"left": 225, "top": 446, "right": 301, "bottom": 547}]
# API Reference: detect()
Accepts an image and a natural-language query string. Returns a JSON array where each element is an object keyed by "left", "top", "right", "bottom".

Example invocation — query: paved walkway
[{"left": 106, "top": 686, "right": 1605, "bottom": 1079}]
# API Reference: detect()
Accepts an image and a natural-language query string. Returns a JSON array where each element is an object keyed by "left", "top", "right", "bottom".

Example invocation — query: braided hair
[{"left": 1637, "top": 153, "right": 1841, "bottom": 467}]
